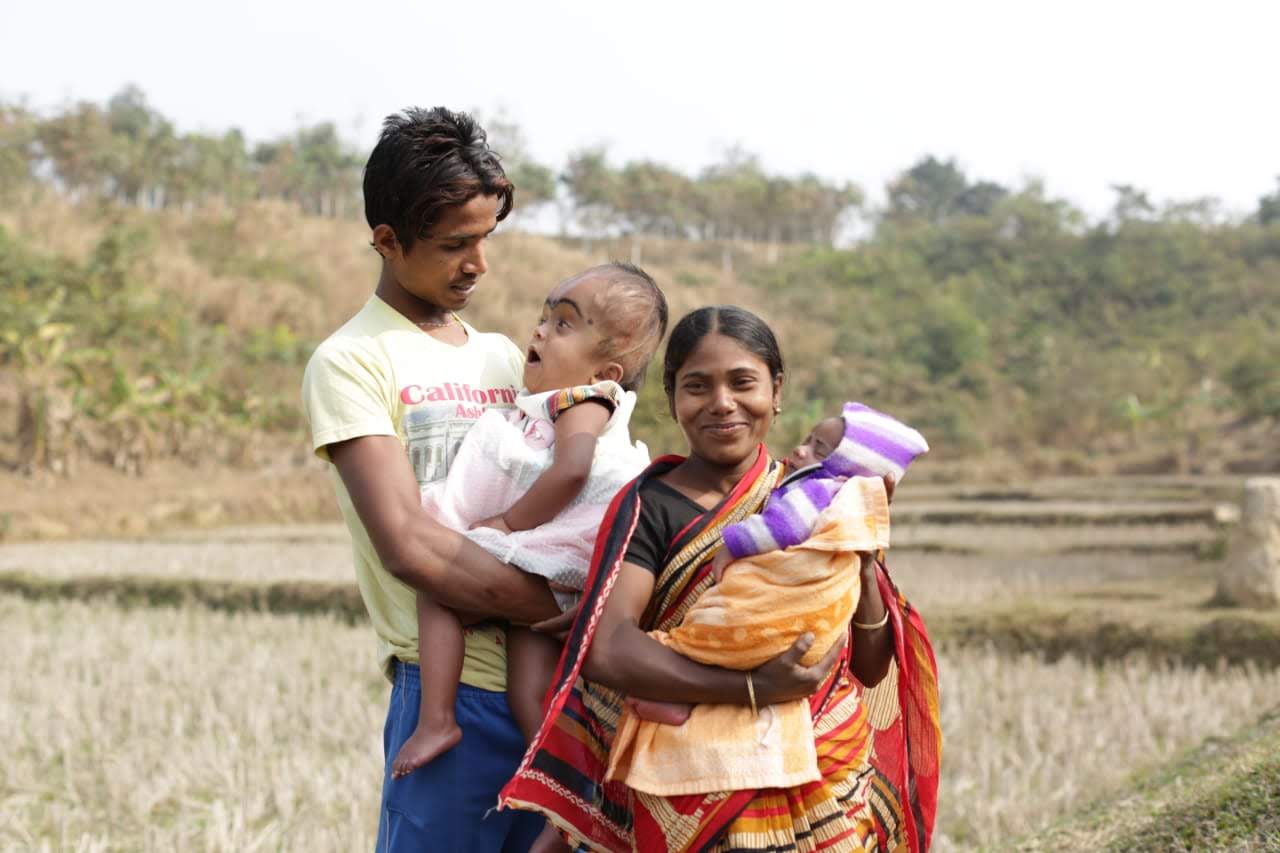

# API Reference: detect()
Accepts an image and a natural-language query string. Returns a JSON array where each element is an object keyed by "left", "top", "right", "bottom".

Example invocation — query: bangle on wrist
[
  {"left": 852, "top": 610, "right": 890, "bottom": 631},
  {"left": 746, "top": 671, "right": 759, "bottom": 717}
]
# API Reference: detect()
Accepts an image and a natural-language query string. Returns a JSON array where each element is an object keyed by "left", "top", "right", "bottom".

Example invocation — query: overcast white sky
[{"left": 3, "top": 0, "right": 1277, "bottom": 219}]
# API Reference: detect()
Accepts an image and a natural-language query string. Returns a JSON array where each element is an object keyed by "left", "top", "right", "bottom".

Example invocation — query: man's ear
[
  {"left": 371, "top": 224, "right": 401, "bottom": 260},
  {"left": 592, "top": 362, "right": 625, "bottom": 385}
]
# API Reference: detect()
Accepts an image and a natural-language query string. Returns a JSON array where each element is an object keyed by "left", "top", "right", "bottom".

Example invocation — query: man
[{"left": 301, "top": 107, "right": 559, "bottom": 851}]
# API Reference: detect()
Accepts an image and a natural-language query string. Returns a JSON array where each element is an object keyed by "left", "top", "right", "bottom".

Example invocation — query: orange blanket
[{"left": 606, "top": 476, "right": 891, "bottom": 796}]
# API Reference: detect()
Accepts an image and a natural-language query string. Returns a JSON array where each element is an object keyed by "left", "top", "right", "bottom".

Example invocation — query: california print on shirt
[{"left": 400, "top": 381, "right": 518, "bottom": 485}]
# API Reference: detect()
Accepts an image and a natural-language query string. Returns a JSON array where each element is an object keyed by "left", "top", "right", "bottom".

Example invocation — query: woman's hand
[{"left": 751, "top": 631, "right": 847, "bottom": 705}]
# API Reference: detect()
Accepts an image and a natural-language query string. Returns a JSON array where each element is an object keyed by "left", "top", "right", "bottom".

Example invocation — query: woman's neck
[{"left": 664, "top": 448, "right": 761, "bottom": 507}]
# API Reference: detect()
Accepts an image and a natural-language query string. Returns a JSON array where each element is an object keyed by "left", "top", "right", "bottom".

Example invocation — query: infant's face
[{"left": 784, "top": 416, "right": 844, "bottom": 471}]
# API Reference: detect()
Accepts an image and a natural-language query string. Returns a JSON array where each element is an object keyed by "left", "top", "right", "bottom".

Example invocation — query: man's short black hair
[{"left": 363, "top": 107, "right": 514, "bottom": 253}]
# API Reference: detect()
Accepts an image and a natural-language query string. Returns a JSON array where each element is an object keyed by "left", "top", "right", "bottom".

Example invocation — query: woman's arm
[
  {"left": 498, "top": 401, "right": 611, "bottom": 532},
  {"left": 849, "top": 552, "right": 894, "bottom": 687},
  {"left": 581, "top": 562, "right": 845, "bottom": 706}
]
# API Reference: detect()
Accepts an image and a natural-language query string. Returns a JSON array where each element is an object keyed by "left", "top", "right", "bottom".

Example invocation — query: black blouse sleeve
[
  {"left": 623, "top": 491, "right": 666, "bottom": 574},
  {"left": 622, "top": 481, "right": 703, "bottom": 575}
]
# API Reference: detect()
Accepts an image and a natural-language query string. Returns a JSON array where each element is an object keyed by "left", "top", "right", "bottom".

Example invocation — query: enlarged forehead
[{"left": 546, "top": 270, "right": 610, "bottom": 315}]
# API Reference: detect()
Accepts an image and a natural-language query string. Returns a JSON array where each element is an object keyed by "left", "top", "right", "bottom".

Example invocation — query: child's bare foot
[
  {"left": 529, "top": 822, "right": 571, "bottom": 853},
  {"left": 390, "top": 721, "right": 462, "bottom": 779},
  {"left": 626, "top": 697, "right": 693, "bottom": 726}
]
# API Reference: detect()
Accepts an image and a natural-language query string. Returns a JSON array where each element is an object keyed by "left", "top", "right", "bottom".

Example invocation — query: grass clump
[{"left": 1020, "top": 707, "right": 1280, "bottom": 851}]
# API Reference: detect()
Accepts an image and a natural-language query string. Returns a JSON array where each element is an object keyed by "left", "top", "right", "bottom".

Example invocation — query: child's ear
[{"left": 592, "top": 362, "right": 625, "bottom": 385}]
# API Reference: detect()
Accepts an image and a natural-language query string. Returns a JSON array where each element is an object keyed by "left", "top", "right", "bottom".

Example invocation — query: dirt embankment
[{"left": 1, "top": 458, "right": 339, "bottom": 541}]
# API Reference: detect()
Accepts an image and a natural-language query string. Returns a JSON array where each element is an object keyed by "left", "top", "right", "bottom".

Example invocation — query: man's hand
[
  {"left": 471, "top": 515, "right": 512, "bottom": 536},
  {"left": 531, "top": 581, "right": 581, "bottom": 639},
  {"left": 709, "top": 549, "right": 734, "bottom": 584}
]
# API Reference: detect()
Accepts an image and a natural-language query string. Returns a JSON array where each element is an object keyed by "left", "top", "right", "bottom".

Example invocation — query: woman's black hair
[
  {"left": 662, "top": 306, "right": 785, "bottom": 407},
  {"left": 363, "top": 107, "right": 514, "bottom": 253}
]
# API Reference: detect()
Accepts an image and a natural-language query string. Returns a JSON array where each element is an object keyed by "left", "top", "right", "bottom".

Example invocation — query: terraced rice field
[
  {"left": 4, "top": 595, "right": 1279, "bottom": 850},
  {"left": 3, "top": 476, "right": 1269, "bottom": 850}
]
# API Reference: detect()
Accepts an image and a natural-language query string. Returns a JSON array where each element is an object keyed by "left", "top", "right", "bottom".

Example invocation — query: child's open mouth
[{"left": 526, "top": 348, "right": 542, "bottom": 364}]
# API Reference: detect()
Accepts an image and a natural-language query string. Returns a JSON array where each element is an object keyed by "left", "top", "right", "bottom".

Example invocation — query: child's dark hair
[
  {"left": 363, "top": 107, "right": 514, "bottom": 253},
  {"left": 591, "top": 262, "right": 668, "bottom": 392},
  {"left": 662, "top": 306, "right": 785, "bottom": 408}
]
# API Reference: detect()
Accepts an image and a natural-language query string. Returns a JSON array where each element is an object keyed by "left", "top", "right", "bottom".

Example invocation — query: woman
[{"left": 500, "top": 306, "right": 941, "bottom": 852}]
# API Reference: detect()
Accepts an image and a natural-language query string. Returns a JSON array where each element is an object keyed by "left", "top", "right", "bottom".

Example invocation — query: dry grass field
[
  {"left": 0, "top": 471, "right": 1265, "bottom": 849},
  {"left": 0, "top": 596, "right": 384, "bottom": 852},
  {"left": 932, "top": 644, "right": 1280, "bottom": 849},
  {"left": 5, "top": 589, "right": 1280, "bottom": 851},
  {"left": 0, "top": 531, "right": 350, "bottom": 585}
]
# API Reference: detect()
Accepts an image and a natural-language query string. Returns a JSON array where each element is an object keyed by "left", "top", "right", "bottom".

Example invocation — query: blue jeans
[{"left": 377, "top": 662, "right": 542, "bottom": 852}]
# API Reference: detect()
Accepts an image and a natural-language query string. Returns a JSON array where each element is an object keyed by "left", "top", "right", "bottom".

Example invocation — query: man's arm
[
  {"left": 328, "top": 434, "right": 559, "bottom": 624},
  {"left": 581, "top": 562, "right": 845, "bottom": 705}
]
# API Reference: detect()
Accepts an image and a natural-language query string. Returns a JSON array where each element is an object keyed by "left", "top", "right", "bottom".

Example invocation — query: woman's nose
[{"left": 708, "top": 385, "right": 735, "bottom": 413}]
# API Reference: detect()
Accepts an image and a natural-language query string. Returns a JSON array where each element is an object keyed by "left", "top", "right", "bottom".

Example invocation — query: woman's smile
[{"left": 701, "top": 421, "right": 748, "bottom": 437}]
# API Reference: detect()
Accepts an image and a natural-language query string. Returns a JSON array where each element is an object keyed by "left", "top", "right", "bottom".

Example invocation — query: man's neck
[{"left": 375, "top": 268, "right": 451, "bottom": 326}]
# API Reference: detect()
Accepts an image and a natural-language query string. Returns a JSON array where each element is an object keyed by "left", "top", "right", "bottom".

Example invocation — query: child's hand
[
  {"left": 883, "top": 474, "right": 896, "bottom": 504},
  {"left": 710, "top": 549, "right": 734, "bottom": 584},
  {"left": 625, "top": 696, "right": 693, "bottom": 726},
  {"left": 471, "top": 515, "right": 512, "bottom": 535}
]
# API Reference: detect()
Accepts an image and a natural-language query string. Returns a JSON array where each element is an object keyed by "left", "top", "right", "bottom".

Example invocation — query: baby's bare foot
[
  {"left": 626, "top": 697, "right": 693, "bottom": 726},
  {"left": 529, "top": 822, "right": 571, "bottom": 853},
  {"left": 391, "top": 722, "right": 462, "bottom": 779}
]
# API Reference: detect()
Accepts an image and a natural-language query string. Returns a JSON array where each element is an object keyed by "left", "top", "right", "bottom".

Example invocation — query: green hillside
[{"left": 2, "top": 90, "right": 1278, "bottom": 479}]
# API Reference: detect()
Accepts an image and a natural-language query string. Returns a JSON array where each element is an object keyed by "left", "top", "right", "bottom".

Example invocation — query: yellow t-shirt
[{"left": 301, "top": 295, "right": 525, "bottom": 689}]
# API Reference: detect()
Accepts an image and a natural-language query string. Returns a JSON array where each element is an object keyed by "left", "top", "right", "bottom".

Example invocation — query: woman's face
[{"left": 670, "top": 332, "right": 782, "bottom": 469}]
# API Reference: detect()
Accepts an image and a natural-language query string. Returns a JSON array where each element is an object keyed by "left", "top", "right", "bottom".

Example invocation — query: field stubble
[
  {"left": 5, "top": 593, "right": 1280, "bottom": 851},
  {"left": 0, "top": 596, "right": 383, "bottom": 852}
]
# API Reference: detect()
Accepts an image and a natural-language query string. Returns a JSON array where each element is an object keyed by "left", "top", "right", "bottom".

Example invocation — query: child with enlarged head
[{"left": 392, "top": 262, "right": 669, "bottom": 783}]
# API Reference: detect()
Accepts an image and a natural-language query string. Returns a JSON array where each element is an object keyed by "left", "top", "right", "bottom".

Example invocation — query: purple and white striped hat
[{"left": 823, "top": 402, "right": 929, "bottom": 483}]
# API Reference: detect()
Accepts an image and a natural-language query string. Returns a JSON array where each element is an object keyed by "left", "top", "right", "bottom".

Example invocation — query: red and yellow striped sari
[{"left": 499, "top": 449, "right": 941, "bottom": 852}]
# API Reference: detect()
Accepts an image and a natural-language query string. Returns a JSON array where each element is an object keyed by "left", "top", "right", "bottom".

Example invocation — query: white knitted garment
[{"left": 420, "top": 381, "right": 649, "bottom": 610}]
